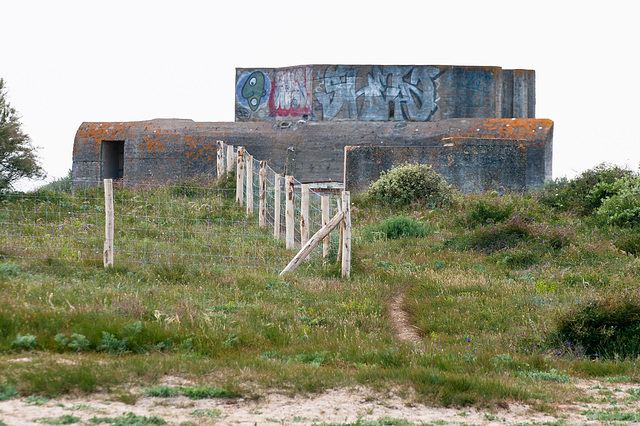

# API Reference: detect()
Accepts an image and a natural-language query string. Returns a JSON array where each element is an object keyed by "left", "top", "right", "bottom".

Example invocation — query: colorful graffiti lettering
[
  {"left": 316, "top": 66, "right": 442, "bottom": 121},
  {"left": 315, "top": 66, "right": 359, "bottom": 120},
  {"left": 268, "top": 67, "right": 313, "bottom": 117}
]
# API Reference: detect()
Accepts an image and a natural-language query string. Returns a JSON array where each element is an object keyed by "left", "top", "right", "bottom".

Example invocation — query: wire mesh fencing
[{"left": 0, "top": 142, "right": 348, "bottom": 275}]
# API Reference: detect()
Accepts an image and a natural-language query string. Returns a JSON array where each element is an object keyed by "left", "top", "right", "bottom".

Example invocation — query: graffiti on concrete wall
[
  {"left": 315, "top": 65, "right": 442, "bottom": 121},
  {"left": 315, "top": 66, "right": 359, "bottom": 120},
  {"left": 236, "top": 71, "right": 271, "bottom": 118},
  {"left": 268, "top": 67, "right": 313, "bottom": 117}
]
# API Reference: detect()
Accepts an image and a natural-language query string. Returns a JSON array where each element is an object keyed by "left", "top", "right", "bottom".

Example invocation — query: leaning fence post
[
  {"left": 321, "top": 195, "right": 330, "bottom": 258},
  {"left": 216, "top": 140, "right": 225, "bottom": 179},
  {"left": 246, "top": 154, "right": 253, "bottom": 214},
  {"left": 259, "top": 161, "right": 267, "bottom": 227},
  {"left": 341, "top": 191, "right": 351, "bottom": 279},
  {"left": 300, "top": 184, "right": 310, "bottom": 247},
  {"left": 274, "top": 173, "right": 281, "bottom": 239},
  {"left": 103, "top": 178, "right": 114, "bottom": 268},
  {"left": 285, "top": 175, "right": 295, "bottom": 249},
  {"left": 226, "top": 144, "right": 235, "bottom": 174},
  {"left": 236, "top": 147, "right": 245, "bottom": 205}
]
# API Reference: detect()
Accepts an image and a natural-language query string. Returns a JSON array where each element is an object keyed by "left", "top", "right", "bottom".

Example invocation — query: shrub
[
  {"left": 464, "top": 198, "right": 514, "bottom": 228},
  {"left": 362, "top": 216, "right": 433, "bottom": 240},
  {"left": 537, "top": 163, "right": 631, "bottom": 215},
  {"left": 554, "top": 291, "right": 640, "bottom": 358},
  {"left": 366, "top": 163, "right": 453, "bottom": 207},
  {"left": 594, "top": 174, "right": 640, "bottom": 227},
  {"left": 445, "top": 216, "right": 531, "bottom": 253}
]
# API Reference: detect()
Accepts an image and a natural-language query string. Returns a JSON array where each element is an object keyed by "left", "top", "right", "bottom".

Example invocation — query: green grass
[{"left": 3, "top": 175, "right": 640, "bottom": 410}]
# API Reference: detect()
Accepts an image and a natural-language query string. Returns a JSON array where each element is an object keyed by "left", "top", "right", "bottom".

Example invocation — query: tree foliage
[{"left": 0, "top": 78, "right": 44, "bottom": 191}]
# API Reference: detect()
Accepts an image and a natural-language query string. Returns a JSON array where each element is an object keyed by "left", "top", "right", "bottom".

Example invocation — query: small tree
[{"left": 0, "top": 78, "right": 44, "bottom": 191}]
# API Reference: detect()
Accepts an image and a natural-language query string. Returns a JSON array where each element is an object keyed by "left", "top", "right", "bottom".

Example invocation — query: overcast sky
[{"left": 2, "top": 0, "right": 638, "bottom": 189}]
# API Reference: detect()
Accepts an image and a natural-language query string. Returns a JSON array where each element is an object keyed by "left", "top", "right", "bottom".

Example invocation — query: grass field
[{"left": 2, "top": 169, "right": 640, "bottom": 422}]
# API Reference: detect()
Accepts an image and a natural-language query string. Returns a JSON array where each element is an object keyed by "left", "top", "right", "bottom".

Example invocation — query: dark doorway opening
[{"left": 101, "top": 141, "right": 124, "bottom": 180}]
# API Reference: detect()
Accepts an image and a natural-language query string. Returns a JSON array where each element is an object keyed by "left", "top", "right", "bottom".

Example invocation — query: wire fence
[{"left": 0, "top": 143, "right": 346, "bottom": 275}]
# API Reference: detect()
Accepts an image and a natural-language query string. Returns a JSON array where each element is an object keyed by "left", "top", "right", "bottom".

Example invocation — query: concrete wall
[
  {"left": 72, "top": 118, "right": 552, "bottom": 190},
  {"left": 235, "top": 65, "right": 535, "bottom": 123},
  {"left": 344, "top": 137, "right": 551, "bottom": 193}
]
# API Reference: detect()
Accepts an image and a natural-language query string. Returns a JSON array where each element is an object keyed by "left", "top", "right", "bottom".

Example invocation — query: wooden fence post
[
  {"left": 216, "top": 140, "right": 225, "bottom": 179},
  {"left": 259, "top": 161, "right": 267, "bottom": 227},
  {"left": 226, "top": 144, "right": 235, "bottom": 174},
  {"left": 285, "top": 175, "right": 295, "bottom": 250},
  {"left": 103, "top": 178, "right": 114, "bottom": 268},
  {"left": 274, "top": 173, "right": 281, "bottom": 239},
  {"left": 321, "top": 195, "right": 330, "bottom": 258},
  {"left": 336, "top": 198, "right": 343, "bottom": 262},
  {"left": 300, "top": 184, "right": 309, "bottom": 247},
  {"left": 341, "top": 191, "right": 351, "bottom": 279},
  {"left": 246, "top": 154, "right": 253, "bottom": 214},
  {"left": 236, "top": 147, "right": 245, "bottom": 205}
]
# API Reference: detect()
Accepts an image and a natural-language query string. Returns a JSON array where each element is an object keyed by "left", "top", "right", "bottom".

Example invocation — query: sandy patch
[{"left": 0, "top": 386, "right": 601, "bottom": 425}]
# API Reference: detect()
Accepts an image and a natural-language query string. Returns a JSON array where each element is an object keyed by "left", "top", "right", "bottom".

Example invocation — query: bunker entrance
[{"left": 101, "top": 141, "right": 124, "bottom": 180}]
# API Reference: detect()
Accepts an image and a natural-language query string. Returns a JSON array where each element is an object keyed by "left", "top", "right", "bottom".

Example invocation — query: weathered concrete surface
[
  {"left": 72, "top": 118, "right": 553, "bottom": 189},
  {"left": 344, "top": 137, "right": 548, "bottom": 193},
  {"left": 235, "top": 65, "right": 535, "bottom": 123}
]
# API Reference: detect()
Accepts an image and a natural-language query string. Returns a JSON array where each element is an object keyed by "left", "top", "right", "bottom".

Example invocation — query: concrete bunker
[{"left": 72, "top": 64, "right": 552, "bottom": 192}]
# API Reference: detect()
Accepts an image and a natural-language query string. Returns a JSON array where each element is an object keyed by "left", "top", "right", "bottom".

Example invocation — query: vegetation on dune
[
  {"left": 0, "top": 78, "right": 45, "bottom": 191},
  {"left": 2, "top": 164, "right": 640, "bottom": 409}
]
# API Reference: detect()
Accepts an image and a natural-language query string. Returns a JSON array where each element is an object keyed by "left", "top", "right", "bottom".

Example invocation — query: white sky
[{"left": 2, "top": 0, "right": 638, "bottom": 189}]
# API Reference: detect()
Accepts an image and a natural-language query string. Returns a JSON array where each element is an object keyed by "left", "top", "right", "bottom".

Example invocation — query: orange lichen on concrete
[{"left": 449, "top": 119, "right": 552, "bottom": 142}]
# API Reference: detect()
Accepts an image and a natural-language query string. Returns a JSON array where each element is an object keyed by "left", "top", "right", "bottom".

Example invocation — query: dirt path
[{"left": 388, "top": 293, "right": 423, "bottom": 348}]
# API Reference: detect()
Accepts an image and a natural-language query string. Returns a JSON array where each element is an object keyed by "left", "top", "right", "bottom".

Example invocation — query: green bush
[
  {"left": 445, "top": 217, "right": 531, "bottom": 253},
  {"left": 362, "top": 216, "right": 433, "bottom": 240},
  {"left": 464, "top": 198, "right": 514, "bottom": 228},
  {"left": 366, "top": 163, "right": 453, "bottom": 207},
  {"left": 555, "top": 291, "right": 640, "bottom": 358},
  {"left": 537, "top": 163, "right": 631, "bottom": 215},
  {"left": 594, "top": 174, "right": 640, "bottom": 227}
]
